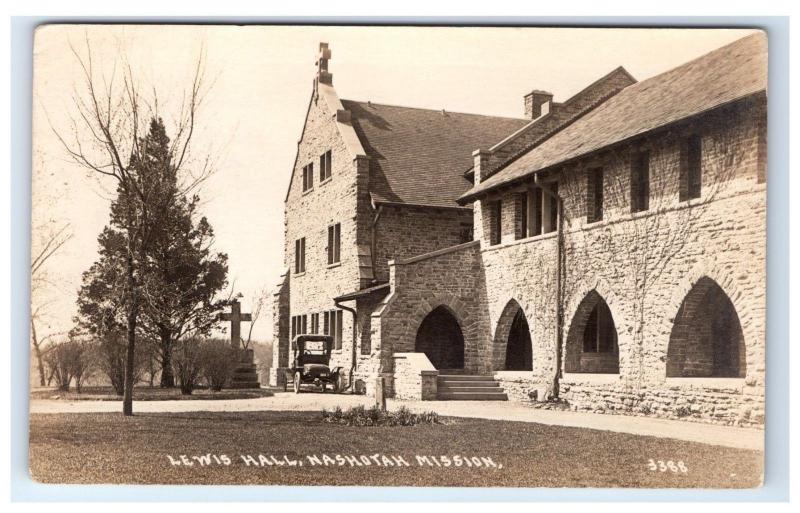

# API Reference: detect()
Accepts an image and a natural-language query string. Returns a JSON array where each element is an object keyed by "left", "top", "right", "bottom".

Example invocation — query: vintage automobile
[{"left": 284, "top": 334, "right": 344, "bottom": 393}]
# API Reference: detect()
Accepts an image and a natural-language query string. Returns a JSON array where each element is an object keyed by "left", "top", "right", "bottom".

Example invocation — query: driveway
[{"left": 29, "top": 392, "right": 764, "bottom": 451}]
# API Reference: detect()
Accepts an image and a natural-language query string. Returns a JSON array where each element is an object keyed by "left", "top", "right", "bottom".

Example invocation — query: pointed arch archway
[
  {"left": 565, "top": 290, "right": 619, "bottom": 374},
  {"left": 492, "top": 299, "right": 533, "bottom": 371},
  {"left": 667, "top": 277, "right": 745, "bottom": 378},
  {"left": 414, "top": 305, "right": 465, "bottom": 370}
]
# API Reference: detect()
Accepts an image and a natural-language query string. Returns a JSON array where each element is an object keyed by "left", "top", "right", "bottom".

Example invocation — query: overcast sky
[{"left": 31, "top": 25, "right": 756, "bottom": 342}]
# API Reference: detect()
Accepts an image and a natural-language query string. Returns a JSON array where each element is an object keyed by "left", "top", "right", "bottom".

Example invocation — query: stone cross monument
[
  {"left": 220, "top": 299, "right": 260, "bottom": 389},
  {"left": 220, "top": 299, "right": 252, "bottom": 349}
]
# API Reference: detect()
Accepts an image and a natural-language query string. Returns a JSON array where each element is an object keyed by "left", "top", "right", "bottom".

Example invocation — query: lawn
[
  {"left": 29, "top": 411, "right": 763, "bottom": 488},
  {"left": 29, "top": 386, "right": 276, "bottom": 401}
]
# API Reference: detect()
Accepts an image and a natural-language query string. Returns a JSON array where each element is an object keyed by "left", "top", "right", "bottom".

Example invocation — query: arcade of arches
[
  {"left": 565, "top": 291, "right": 619, "bottom": 374},
  {"left": 667, "top": 277, "right": 746, "bottom": 378},
  {"left": 414, "top": 305, "right": 465, "bottom": 370}
]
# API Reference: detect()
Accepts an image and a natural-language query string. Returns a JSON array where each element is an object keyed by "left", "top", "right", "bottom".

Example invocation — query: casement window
[
  {"left": 294, "top": 237, "right": 306, "bottom": 274},
  {"left": 527, "top": 184, "right": 559, "bottom": 236},
  {"left": 324, "top": 310, "right": 344, "bottom": 350},
  {"left": 290, "top": 314, "right": 308, "bottom": 340},
  {"left": 327, "top": 223, "right": 341, "bottom": 265},
  {"left": 516, "top": 191, "right": 528, "bottom": 240},
  {"left": 490, "top": 200, "right": 502, "bottom": 245},
  {"left": 586, "top": 167, "right": 604, "bottom": 223},
  {"left": 319, "top": 150, "right": 332, "bottom": 182},
  {"left": 310, "top": 313, "right": 320, "bottom": 334},
  {"left": 630, "top": 150, "right": 650, "bottom": 213},
  {"left": 302, "top": 163, "right": 314, "bottom": 192},
  {"left": 680, "top": 135, "right": 702, "bottom": 201}
]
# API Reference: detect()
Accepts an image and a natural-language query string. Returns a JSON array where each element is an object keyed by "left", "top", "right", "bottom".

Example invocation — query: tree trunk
[
  {"left": 123, "top": 248, "right": 137, "bottom": 416},
  {"left": 159, "top": 328, "right": 175, "bottom": 388},
  {"left": 30, "top": 318, "right": 46, "bottom": 387}
]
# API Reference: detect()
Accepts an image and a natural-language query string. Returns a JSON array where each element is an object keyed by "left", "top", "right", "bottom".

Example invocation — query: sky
[{"left": 31, "top": 25, "right": 757, "bottom": 343}]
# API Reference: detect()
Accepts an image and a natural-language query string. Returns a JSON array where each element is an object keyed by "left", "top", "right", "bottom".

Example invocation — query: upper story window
[
  {"left": 586, "top": 167, "right": 604, "bottom": 223},
  {"left": 525, "top": 184, "right": 559, "bottom": 237},
  {"left": 294, "top": 237, "right": 306, "bottom": 274},
  {"left": 680, "top": 135, "right": 702, "bottom": 201},
  {"left": 319, "top": 150, "right": 332, "bottom": 182},
  {"left": 327, "top": 223, "right": 341, "bottom": 265},
  {"left": 630, "top": 150, "right": 650, "bottom": 213},
  {"left": 515, "top": 191, "right": 528, "bottom": 240},
  {"left": 490, "top": 200, "right": 502, "bottom": 245},
  {"left": 302, "top": 163, "right": 314, "bottom": 192}
]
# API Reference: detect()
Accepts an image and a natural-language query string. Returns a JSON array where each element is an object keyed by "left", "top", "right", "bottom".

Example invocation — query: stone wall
[
  {"left": 372, "top": 205, "right": 473, "bottom": 283},
  {"left": 470, "top": 95, "right": 766, "bottom": 425},
  {"left": 393, "top": 353, "right": 438, "bottom": 400}
]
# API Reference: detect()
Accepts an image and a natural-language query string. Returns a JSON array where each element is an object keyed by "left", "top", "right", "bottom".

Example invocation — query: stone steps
[{"left": 436, "top": 374, "right": 507, "bottom": 401}]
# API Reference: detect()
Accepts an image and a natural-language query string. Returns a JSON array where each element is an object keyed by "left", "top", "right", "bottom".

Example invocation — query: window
[
  {"left": 294, "top": 237, "right": 306, "bottom": 274},
  {"left": 319, "top": 150, "right": 332, "bottom": 182},
  {"left": 516, "top": 191, "right": 528, "bottom": 240},
  {"left": 302, "top": 163, "right": 314, "bottom": 192},
  {"left": 490, "top": 200, "right": 502, "bottom": 245},
  {"left": 290, "top": 314, "right": 308, "bottom": 340},
  {"left": 630, "top": 150, "right": 650, "bottom": 213},
  {"left": 310, "top": 313, "right": 320, "bottom": 334},
  {"left": 680, "top": 135, "right": 702, "bottom": 201},
  {"left": 323, "top": 309, "right": 343, "bottom": 350},
  {"left": 327, "top": 223, "right": 341, "bottom": 265},
  {"left": 586, "top": 168, "right": 604, "bottom": 223},
  {"left": 528, "top": 184, "right": 558, "bottom": 236}
]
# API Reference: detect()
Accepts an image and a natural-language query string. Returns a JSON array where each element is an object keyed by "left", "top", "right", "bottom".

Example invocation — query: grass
[
  {"left": 29, "top": 385, "right": 275, "bottom": 402},
  {"left": 29, "top": 411, "right": 763, "bottom": 487},
  {"left": 322, "top": 405, "right": 443, "bottom": 426}
]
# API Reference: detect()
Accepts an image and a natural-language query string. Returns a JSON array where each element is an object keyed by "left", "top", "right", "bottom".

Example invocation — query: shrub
[
  {"left": 43, "top": 337, "right": 95, "bottom": 392},
  {"left": 321, "top": 405, "right": 444, "bottom": 426},
  {"left": 199, "top": 338, "right": 239, "bottom": 392},
  {"left": 674, "top": 405, "right": 692, "bottom": 418},
  {"left": 172, "top": 337, "right": 204, "bottom": 395}
]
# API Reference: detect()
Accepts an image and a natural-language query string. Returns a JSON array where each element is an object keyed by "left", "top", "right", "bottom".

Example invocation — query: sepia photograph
[{"left": 26, "top": 23, "right": 768, "bottom": 489}]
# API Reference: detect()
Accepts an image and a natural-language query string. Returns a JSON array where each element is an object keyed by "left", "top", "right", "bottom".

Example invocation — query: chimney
[
  {"left": 316, "top": 42, "right": 333, "bottom": 85},
  {"left": 524, "top": 90, "right": 553, "bottom": 120}
]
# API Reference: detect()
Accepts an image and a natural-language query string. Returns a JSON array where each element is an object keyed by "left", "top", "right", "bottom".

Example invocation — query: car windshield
[{"left": 302, "top": 340, "right": 326, "bottom": 354}]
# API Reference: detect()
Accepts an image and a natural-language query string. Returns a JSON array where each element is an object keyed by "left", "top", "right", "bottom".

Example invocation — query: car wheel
[{"left": 293, "top": 372, "right": 301, "bottom": 394}]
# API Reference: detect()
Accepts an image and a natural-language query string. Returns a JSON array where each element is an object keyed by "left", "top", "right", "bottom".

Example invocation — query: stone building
[{"left": 272, "top": 33, "right": 767, "bottom": 426}]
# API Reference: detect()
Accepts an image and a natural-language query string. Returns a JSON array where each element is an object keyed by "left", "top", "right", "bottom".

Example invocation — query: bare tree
[
  {"left": 243, "top": 286, "right": 270, "bottom": 350},
  {"left": 30, "top": 212, "right": 72, "bottom": 387},
  {"left": 49, "top": 34, "right": 212, "bottom": 415}
]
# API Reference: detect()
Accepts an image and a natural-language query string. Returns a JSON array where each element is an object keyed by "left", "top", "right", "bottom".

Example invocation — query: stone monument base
[{"left": 228, "top": 348, "right": 261, "bottom": 389}]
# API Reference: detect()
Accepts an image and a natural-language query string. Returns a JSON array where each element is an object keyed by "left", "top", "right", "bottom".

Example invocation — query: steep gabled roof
[
  {"left": 459, "top": 32, "right": 768, "bottom": 204},
  {"left": 340, "top": 100, "right": 528, "bottom": 209}
]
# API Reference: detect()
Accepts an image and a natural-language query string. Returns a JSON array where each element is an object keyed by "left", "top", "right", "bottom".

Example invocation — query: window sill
[
  {"left": 483, "top": 231, "right": 558, "bottom": 252},
  {"left": 327, "top": 262, "right": 341, "bottom": 269},
  {"left": 302, "top": 188, "right": 314, "bottom": 196},
  {"left": 664, "top": 377, "right": 745, "bottom": 391},
  {"left": 319, "top": 177, "right": 332, "bottom": 187},
  {"left": 293, "top": 271, "right": 306, "bottom": 277},
  {"left": 561, "top": 372, "right": 621, "bottom": 385}
]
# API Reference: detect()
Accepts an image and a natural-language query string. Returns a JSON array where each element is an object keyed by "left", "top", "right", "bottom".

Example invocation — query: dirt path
[{"left": 28, "top": 392, "right": 763, "bottom": 451}]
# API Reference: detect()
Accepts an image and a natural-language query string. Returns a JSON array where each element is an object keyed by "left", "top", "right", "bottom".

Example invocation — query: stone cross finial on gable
[{"left": 317, "top": 42, "right": 333, "bottom": 85}]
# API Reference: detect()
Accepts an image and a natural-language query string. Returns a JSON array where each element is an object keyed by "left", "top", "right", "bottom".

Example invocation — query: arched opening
[
  {"left": 415, "top": 305, "right": 465, "bottom": 370},
  {"left": 667, "top": 277, "right": 745, "bottom": 378},
  {"left": 565, "top": 291, "right": 619, "bottom": 374},
  {"left": 505, "top": 308, "right": 533, "bottom": 370}
]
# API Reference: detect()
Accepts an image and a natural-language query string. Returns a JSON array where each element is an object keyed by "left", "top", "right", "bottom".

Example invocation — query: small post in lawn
[{"left": 375, "top": 376, "right": 386, "bottom": 411}]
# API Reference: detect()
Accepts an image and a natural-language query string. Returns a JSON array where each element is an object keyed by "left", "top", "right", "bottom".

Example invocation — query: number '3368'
[{"left": 647, "top": 459, "right": 688, "bottom": 473}]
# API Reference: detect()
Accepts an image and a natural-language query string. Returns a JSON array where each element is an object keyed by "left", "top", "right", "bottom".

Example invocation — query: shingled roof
[
  {"left": 340, "top": 100, "right": 528, "bottom": 209},
  {"left": 459, "top": 32, "right": 768, "bottom": 204}
]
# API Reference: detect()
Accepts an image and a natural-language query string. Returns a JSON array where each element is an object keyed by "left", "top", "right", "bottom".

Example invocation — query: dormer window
[
  {"left": 319, "top": 150, "right": 332, "bottom": 182},
  {"left": 302, "top": 163, "right": 314, "bottom": 192}
]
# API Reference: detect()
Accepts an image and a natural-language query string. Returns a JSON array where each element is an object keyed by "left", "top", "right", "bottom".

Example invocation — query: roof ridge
[{"left": 340, "top": 98, "right": 527, "bottom": 121}]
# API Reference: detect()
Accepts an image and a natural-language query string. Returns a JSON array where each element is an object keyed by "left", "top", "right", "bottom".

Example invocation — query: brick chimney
[
  {"left": 524, "top": 90, "right": 553, "bottom": 120},
  {"left": 316, "top": 42, "right": 332, "bottom": 85}
]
